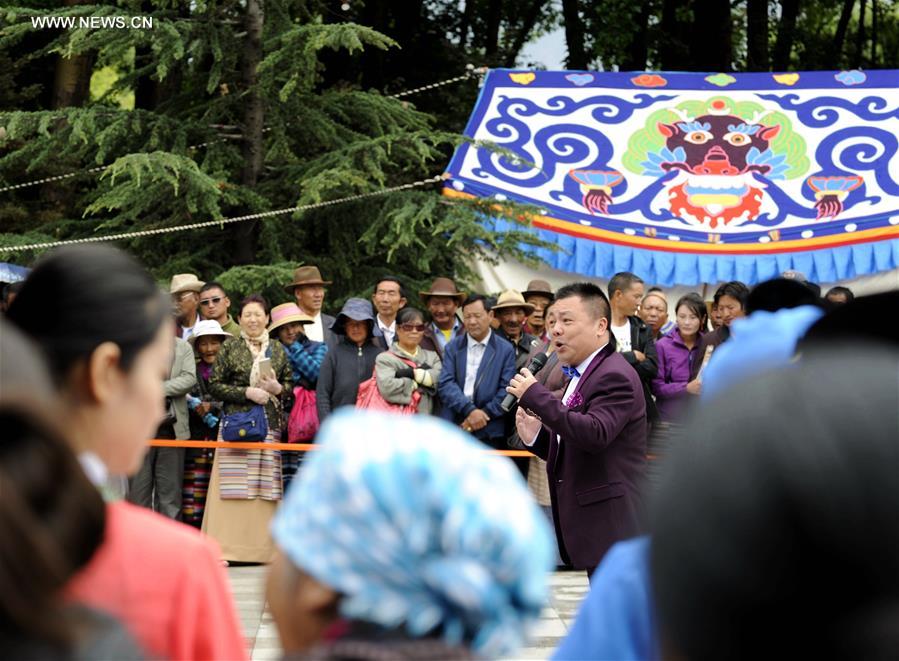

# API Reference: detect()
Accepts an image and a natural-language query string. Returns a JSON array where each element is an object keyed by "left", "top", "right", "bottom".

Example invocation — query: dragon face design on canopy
[
  {"left": 656, "top": 104, "right": 779, "bottom": 227},
  {"left": 569, "top": 97, "right": 863, "bottom": 229}
]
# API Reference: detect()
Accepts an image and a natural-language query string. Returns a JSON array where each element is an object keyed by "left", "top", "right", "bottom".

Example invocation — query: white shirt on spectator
[
  {"left": 611, "top": 319, "right": 632, "bottom": 353},
  {"left": 304, "top": 313, "right": 325, "bottom": 342},
  {"left": 181, "top": 318, "right": 199, "bottom": 341},
  {"left": 378, "top": 316, "right": 397, "bottom": 347},
  {"left": 463, "top": 330, "right": 492, "bottom": 400}
]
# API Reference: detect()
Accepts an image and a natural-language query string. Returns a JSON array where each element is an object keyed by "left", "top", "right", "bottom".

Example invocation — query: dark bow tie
[{"left": 561, "top": 365, "right": 581, "bottom": 379}]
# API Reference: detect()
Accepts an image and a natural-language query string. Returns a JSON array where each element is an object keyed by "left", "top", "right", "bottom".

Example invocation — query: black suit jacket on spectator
[
  {"left": 496, "top": 328, "right": 539, "bottom": 372},
  {"left": 619, "top": 315, "right": 659, "bottom": 423}
]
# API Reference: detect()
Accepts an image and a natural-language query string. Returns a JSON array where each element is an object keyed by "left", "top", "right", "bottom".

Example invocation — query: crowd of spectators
[{"left": 3, "top": 243, "right": 894, "bottom": 661}]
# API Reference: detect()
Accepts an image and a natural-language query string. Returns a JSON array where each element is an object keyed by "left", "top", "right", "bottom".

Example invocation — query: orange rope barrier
[{"left": 148, "top": 439, "right": 534, "bottom": 457}]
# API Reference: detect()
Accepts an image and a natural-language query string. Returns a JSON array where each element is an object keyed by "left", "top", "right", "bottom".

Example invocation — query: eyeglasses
[
  {"left": 399, "top": 323, "right": 426, "bottom": 332},
  {"left": 173, "top": 292, "right": 195, "bottom": 302},
  {"left": 199, "top": 296, "right": 223, "bottom": 307}
]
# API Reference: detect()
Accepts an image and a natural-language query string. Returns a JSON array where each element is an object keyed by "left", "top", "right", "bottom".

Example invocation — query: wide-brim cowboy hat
[
  {"left": 418, "top": 277, "right": 467, "bottom": 305},
  {"left": 268, "top": 303, "right": 315, "bottom": 334},
  {"left": 170, "top": 273, "right": 205, "bottom": 295},
  {"left": 522, "top": 279, "right": 554, "bottom": 301},
  {"left": 284, "top": 265, "right": 332, "bottom": 293},
  {"left": 491, "top": 289, "right": 535, "bottom": 315},
  {"left": 188, "top": 319, "right": 233, "bottom": 345}
]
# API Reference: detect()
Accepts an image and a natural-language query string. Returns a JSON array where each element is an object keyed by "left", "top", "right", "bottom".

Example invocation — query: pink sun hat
[{"left": 268, "top": 303, "right": 314, "bottom": 334}]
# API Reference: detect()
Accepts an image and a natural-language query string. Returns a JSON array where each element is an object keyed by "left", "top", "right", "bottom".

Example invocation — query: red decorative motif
[{"left": 631, "top": 73, "right": 667, "bottom": 88}]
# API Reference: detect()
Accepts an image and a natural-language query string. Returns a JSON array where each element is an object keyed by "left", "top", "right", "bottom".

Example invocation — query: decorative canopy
[{"left": 444, "top": 69, "right": 899, "bottom": 286}]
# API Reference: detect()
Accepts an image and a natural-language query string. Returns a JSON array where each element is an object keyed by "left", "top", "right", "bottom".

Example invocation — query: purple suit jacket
[{"left": 519, "top": 344, "right": 647, "bottom": 570}]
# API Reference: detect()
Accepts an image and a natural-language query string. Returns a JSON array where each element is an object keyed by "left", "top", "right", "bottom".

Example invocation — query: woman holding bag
[
  {"left": 374, "top": 307, "right": 442, "bottom": 415},
  {"left": 203, "top": 294, "right": 292, "bottom": 563},
  {"left": 269, "top": 302, "right": 326, "bottom": 490}
]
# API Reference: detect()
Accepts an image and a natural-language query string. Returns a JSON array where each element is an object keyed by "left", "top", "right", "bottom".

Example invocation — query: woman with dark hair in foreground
[
  {"left": 7, "top": 245, "right": 245, "bottom": 661},
  {"left": 0, "top": 320, "right": 141, "bottom": 659}
]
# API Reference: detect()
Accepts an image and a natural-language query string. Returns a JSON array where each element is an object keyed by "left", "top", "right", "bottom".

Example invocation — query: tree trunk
[
  {"left": 772, "top": 0, "right": 800, "bottom": 70},
  {"left": 458, "top": 0, "right": 475, "bottom": 47},
  {"left": 235, "top": 0, "right": 265, "bottom": 264},
  {"left": 622, "top": 0, "right": 651, "bottom": 71},
  {"left": 134, "top": 0, "right": 186, "bottom": 111},
  {"left": 854, "top": 0, "right": 866, "bottom": 68},
  {"left": 484, "top": 0, "right": 503, "bottom": 59},
  {"left": 52, "top": 52, "right": 93, "bottom": 108},
  {"left": 561, "top": 0, "right": 589, "bottom": 69},
  {"left": 52, "top": 0, "right": 95, "bottom": 109},
  {"left": 660, "top": 0, "right": 690, "bottom": 69},
  {"left": 746, "top": 0, "right": 769, "bottom": 70},
  {"left": 831, "top": 0, "right": 855, "bottom": 67},
  {"left": 870, "top": 0, "right": 878, "bottom": 66},
  {"left": 690, "top": 0, "right": 732, "bottom": 71},
  {"left": 504, "top": 0, "right": 549, "bottom": 66}
]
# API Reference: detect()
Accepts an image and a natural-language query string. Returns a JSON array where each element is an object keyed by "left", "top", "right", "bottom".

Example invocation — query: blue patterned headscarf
[{"left": 271, "top": 410, "right": 555, "bottom": 657}]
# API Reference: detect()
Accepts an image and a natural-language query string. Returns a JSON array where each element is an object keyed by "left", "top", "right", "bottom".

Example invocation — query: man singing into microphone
[{"left": 507, "top": 282, "right": 647, "bottom": 578}]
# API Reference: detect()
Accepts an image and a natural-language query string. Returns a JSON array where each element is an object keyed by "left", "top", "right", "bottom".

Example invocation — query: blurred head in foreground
[
  {"left": 6, "top": 245, "right": 171, "bottom": 475},
  {"left": 268, "top": 410, "right": 554, "bottom": 659},
  {"left": 651, "top": 349, "right": 899, "bottom": 661},
  {"left": 0, "top": 320, "right": 107, "bottom": 652}
]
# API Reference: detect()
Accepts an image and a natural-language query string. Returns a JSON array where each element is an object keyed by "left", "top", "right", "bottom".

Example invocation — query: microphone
[{"left": 501, "top": 352, "right": 549, "bottom": 412}]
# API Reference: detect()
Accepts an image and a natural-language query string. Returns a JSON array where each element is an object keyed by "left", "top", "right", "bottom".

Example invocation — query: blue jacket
[
  {"left": 553, "top": 536, "right": 657, "bottom": 661},
  {"left": 437, "top": 331, "right": 516, "bottom": 442}
]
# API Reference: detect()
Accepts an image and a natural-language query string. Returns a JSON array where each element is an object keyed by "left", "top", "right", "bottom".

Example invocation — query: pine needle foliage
[{"left": 0, "top": 0, "right": 554, "bottom": 307}]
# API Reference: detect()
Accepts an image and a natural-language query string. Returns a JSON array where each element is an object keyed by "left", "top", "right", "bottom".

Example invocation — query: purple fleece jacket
[{"left": 651, "top": 327, "right": 698, "bottom": 422}]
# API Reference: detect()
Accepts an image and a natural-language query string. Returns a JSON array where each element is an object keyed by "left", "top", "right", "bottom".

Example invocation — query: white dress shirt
[
  {"left": 463, "top": 330, "right": 492, "bottom": 400},
  {"left": 304, "top": 312, "right": 325, "bottom": 342},
  {"left": 378, "top": 316, "right": 397, "bottom": 347},
  {"left": 524, "top": 343, "right": 607, "bottom": 447}
]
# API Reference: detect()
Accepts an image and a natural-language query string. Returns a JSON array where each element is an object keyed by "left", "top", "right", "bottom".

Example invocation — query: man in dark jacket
[
  {"left": 316, "top": 298, "right": 381, "bottom": 422},
  {"left": 608, "top": 272, "right": 659, "bottom": 423},
  {"left": 493, "top": 289, "right": 539, "bottom": 371},
  {"left": 438, "top": 295, "right": 516, "bottom": 449},
  {"left": 689, "top": 281, "right": 750, "bottom": 380},
  {"left": 285, "top": 265, "right": 337, "bottom": 349},
  {"left": 418, "top": 277, "right": 466, "bottom": 360}
]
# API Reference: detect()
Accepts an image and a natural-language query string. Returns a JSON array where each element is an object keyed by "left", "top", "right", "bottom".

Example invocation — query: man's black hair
[
  {"left": 555, "top": 282, "right": 611, "bottom": 322},
  {"left": 825, "top": 285, "right": 855, "bottom": 303},
  {"left": 608, "top": 272, "right": 644, "bottom": 299},
  {"left": 713, "top": 281, "right": 750, "bottom": 308},
  {"left": 462, "top": 294, "right": 492, "bottom": 313},
  {"left": 374, "top": 276, "right": 406, "bottom": 300},
  {"left": 200, "top": 281, "right": 229, "bottom": 297}
]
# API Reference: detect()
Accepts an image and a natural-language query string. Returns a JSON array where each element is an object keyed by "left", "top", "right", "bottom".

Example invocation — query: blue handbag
[{"left": 221, "top": 404, "right": 268, "bottom": 441}]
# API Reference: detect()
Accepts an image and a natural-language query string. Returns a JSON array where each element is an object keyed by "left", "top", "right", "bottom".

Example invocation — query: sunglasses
[
  {"left": 399, "top": 323, "right": 426, "bottom": 332},
  {"left": 199, "top": 296, "right": 223, "bottom": 307}
]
